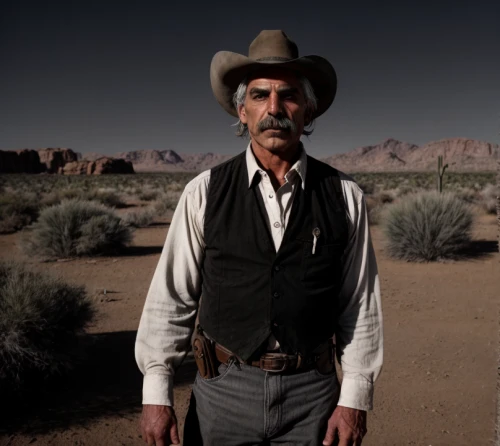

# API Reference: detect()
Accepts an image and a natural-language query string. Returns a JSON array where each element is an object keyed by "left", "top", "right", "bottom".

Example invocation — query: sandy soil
[{"left": 0, "top": 212, "right": 498, "bottom": 446}]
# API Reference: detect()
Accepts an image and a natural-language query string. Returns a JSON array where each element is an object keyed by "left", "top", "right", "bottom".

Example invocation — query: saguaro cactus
[{"left": 437, "top": 155, "right": 448, "bottom": 193}]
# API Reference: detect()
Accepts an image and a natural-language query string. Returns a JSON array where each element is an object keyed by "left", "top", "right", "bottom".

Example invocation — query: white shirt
[{"left": 135, "top": 144, "right": 383, "bottom": 411}]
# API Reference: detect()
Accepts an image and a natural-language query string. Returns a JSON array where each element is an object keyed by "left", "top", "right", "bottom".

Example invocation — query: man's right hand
[{"left": 140, "top": 404, "right": 180, "bottom": 446}]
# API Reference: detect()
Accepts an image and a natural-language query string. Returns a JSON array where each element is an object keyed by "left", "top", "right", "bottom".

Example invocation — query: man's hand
[
  {"left": 140, "top": 405, "right": 180, "bottom": 446},
  {"left": 323, "top": 406, "right": 367, "bottom": 446}
]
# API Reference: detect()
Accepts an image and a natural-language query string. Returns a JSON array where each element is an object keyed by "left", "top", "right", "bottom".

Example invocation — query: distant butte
[
  {"left": 91, "top": 138, "right": 498, "bottom": 173},
  {"left": 2, "top": 138, "right": 497, "bottom": 174}
]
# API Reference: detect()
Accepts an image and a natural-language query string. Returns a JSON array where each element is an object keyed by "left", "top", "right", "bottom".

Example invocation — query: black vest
[{"left": 200, "top": 151, "right": 348, "bottom": 360}]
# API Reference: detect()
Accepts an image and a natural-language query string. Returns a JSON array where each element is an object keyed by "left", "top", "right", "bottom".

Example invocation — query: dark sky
[{"left": 1, "top": 0, "right": 499, "bottom": 157}]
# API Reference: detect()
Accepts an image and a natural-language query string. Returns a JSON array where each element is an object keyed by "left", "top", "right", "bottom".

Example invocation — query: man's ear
[{"left": 238, "top": 104, "right": 247, "bottom": 124}]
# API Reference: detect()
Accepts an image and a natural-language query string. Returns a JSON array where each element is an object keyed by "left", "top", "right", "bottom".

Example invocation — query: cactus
[{"left": 437, "top": 155, "right": 448, "bottom": 193}]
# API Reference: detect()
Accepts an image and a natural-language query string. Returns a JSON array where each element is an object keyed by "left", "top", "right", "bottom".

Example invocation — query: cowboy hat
[{"left": 210, "top": 30, "right": 337, "bottom": 118}]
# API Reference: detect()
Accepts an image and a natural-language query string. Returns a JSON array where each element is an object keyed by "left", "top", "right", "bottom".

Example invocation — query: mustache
[{"left": 257, "top": 116, "right": 297, "bottom": 134}]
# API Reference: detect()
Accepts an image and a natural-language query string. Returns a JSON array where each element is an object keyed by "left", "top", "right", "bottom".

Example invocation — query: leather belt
[{"left": 215, "top": 341, "right": 333, "bottom": 373}]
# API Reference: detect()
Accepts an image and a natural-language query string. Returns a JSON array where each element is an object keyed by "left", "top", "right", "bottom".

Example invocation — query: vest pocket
[{"left": 298, "top": 239, "right": 344, "bottom": 282}]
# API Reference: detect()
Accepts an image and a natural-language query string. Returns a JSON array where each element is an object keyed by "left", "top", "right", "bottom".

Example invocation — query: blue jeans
[{"left": 190, "top": 361, "right": 340, "bottom": 445}]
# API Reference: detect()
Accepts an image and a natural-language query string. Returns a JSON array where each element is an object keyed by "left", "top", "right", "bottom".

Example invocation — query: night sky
[{"left": 1, "top": 0, "right": 499, "bottom": 157}]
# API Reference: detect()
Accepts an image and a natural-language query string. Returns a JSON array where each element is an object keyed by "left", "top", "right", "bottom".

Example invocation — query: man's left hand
[{"left": 322, "top": 406, "right": 367, "bottom": 446}]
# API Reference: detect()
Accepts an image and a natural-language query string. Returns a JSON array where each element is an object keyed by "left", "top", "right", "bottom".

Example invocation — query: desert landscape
[{"left": 0, "top": 145, "right": 499, "bottom": 445}]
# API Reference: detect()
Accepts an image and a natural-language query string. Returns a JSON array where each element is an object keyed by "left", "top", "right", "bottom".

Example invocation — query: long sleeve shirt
[{"left": 135, "top": 143, "right": 383, "bottom": 411}]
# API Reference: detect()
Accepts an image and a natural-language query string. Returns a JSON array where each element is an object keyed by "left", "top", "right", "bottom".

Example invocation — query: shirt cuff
[
  {"left": 337, "top": 376, "right": 374, "bottom": 411},
  {"left": 142, "top": 374, "right": 174, "bottom": 406}
]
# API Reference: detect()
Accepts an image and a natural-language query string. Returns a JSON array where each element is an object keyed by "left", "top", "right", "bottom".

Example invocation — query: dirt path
[{"left": 1, "top": 214, "right": 498, "bottom": 446}]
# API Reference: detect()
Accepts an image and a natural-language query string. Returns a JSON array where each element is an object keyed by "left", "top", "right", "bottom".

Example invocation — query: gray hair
[{"left": 232, "top": 75, "right": 318, "bottom": 138}]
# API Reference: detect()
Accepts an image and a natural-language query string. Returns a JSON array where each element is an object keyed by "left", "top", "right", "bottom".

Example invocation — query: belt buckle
[{"left": 259, "top": 354, "right": 289, "bottom": 373}]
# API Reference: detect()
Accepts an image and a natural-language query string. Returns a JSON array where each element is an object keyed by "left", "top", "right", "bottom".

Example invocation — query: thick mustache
[{"left": 257, "top": 116, "right": 297, "bottom": 134}]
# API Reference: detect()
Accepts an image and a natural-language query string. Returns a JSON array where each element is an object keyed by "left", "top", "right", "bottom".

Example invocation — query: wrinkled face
[{"left": 237, "top": 70, "right": 310, "bottom": 154}]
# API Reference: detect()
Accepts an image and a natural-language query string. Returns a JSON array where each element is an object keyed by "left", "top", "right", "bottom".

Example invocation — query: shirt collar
[{"left": 246, "top": 142, "right": 307, "bottom": 190}]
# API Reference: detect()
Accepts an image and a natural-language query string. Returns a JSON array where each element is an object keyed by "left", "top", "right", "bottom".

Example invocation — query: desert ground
[{"left": 0, "top": 181, "right": 498, "bottom": 446}]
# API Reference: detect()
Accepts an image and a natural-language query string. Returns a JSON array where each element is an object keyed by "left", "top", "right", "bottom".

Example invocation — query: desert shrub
[
  {"left": 480, "top": 184, "right": 499, "bottom": 214},
  {"left": 153, "top": 190, "right": 182, "bottom": 216},
  {"left": 0, "top": 262, "right": 95, "bottom": 386},
  {"left": 90, "top": 189, "right": 127, "bottom": 208},
  {"left": 41, "top": 188, "right": 126, "bottom": 209},
  {"left": 383, "top": 191, "right": 473, "bottom": 261},
  {"left": 40, "top": 188, "right": 84, "bottom": 207},
  {"left": 22, "top": 199, "right": 133, "bottom": 258},
  {"left": 455, "top": 187, "right": 478, "bottom": 204},
  {"left": 122, "top": 207, "right": 156, "bottom": 227},
  {"left": 365, "top": 196, "right": 383, "bottom": 225},
  {"left": 357, "top": 182, "right": 375, "bottom": 195},
  {"left": 137, "top": 189, "right": 160, "bottom": 201},
  {"left": 0, "top": 192, "right": 39, "bottom": 233}
]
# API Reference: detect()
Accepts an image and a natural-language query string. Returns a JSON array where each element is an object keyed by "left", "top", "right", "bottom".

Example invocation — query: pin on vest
[{"left": 312, "top": 227, "right": 321, "bottom": 255}]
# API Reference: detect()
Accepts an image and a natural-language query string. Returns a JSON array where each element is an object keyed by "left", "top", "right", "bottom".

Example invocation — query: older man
[{"left": 135, "top": 30, "right": 383, "bottom": 446}]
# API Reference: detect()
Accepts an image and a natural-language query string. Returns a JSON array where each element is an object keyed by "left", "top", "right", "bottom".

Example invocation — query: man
[{"left": 135, "top": 30, "right": 383, "bottom": 446}]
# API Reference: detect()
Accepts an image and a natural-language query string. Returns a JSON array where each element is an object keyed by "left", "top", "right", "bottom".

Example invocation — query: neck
[{"left": 250, "top": 140, "right": 302, "bottom": 190}]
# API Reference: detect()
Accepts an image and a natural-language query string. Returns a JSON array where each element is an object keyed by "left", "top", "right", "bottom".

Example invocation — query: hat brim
[{"left": 210, "top": 51, "right": 337, "bottom": 118}]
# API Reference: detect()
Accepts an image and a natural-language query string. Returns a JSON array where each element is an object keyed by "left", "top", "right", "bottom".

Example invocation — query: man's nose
[{"left": 267, "top": 92, "right": 282, "bottom": 116}]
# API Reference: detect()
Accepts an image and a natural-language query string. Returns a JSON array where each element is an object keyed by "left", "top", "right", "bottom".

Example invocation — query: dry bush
[
  {"left": 122, "top": 207, "right": 156, "bottom": 227},
  {"left": 0, "top": 192, "right": 39, "bottom": 233},
  {"left": 42, "top": 188, "right": 126, "bottom": 209},
  {"left": 153, "top": 190, "right": 183, "bottom": 216},
  {"left": 137, "top": 189, "right": 160, "bottom": 202},
  {"left": 91, "top": 189, "right": 127, "bottom": 208},
  {"left": 383, "top": 191, "right": 473, "bottom": 261},
  {"left": 22, "top": 199, "right": 133, "bottom": 258},
  {"left": 0, "top": 261, "right": 95, "bottom": 387},
  {"left": 480, "top": 184, "right": 499, "bottom": 214},
  {"left": 364, "top": 191, "right": 395, "bottom": 225},
  {"left": 365, "top": 196, "right": 383, "bottom": 225}
]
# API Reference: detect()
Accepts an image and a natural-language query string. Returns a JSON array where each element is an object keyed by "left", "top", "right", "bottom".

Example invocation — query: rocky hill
[
  {"left": 0, "top": 148, "right": 79, "bottom": 173},
  {"left": 63, "top": 157, "right": 134, "bottom": 175},
  {"left": 323, "top": 138, "right": 498, "bottom": 172},
  {"left": 0, "top": 148, "right": 133, "bottom": 174},
  {"left": 77, "top": 137, "right": 500, "bottom": 173},
  {"left": 98, "top": 150, "right": 232, "bottom": 172}
]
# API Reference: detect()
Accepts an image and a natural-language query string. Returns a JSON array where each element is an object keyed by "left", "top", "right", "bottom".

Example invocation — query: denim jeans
[{"left": 190, "top": 361, "right": 340, "bottom": 445}]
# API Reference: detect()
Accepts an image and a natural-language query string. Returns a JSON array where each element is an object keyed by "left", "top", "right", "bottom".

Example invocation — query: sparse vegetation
[
  {"left": 22, "top": 200, "right": 134, "bottom": 258},
  {"left": 383, "top": 191, "right": 473, "bottom": 261},
  {"left": 480, "top": 184, "right": 499, "bottom": 214},
  {"left": 41, "top": 188, "right": 126, "bottom": 209},
  {"left": 137, "top": 188, "right": 160, "bottom": 201},
  {"left": 0, "top": 261, "right": 95, "bottom": 386},
  {"left": 153, "top": 190, "right": 183, "bottom": 216},
  {"left": 0, "top": 192, "right": 40, "bottom": 233},
  {"left": 0, "top": 171, "right": 495, "bottom": 236},
  {"left": 122, "top": 207, "right": 156, "bottom": 227},
  {"left": 0, "top": 173, "right": 196, "bottom": 232}
]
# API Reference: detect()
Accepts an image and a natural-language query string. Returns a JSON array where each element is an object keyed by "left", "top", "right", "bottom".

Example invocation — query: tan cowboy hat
[{"left": 210, "top": 30, "right": 337, "bottom": 118}]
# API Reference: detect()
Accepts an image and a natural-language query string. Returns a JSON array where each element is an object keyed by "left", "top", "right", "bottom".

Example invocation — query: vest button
[
  {"left": 273, "top": 292, "right": 280, "bottom": 298},
  {"left": 274, "top": 265, "right": 280, "bottom": 271}
]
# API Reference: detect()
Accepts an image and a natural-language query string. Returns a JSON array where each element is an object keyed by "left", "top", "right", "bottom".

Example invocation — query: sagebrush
[
  {"left": 23, "top": 199, "right": 133, "bottom": 258},
  {"left": 122, "top": 207, "right": 156, "bottom": 227},
  {"left": 0, "top": 192, "right": 39, "bottom": 233},
  {"left": 0, "top": 262, "right": 95, "bottom": 385},
  {"left": 383, "top": 191, "right": 473, "bottom": 261}
]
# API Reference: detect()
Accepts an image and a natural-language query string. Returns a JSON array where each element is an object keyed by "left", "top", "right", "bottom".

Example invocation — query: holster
[{"left": 192, "top": 324, "right": 219, "bottom": 379}]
